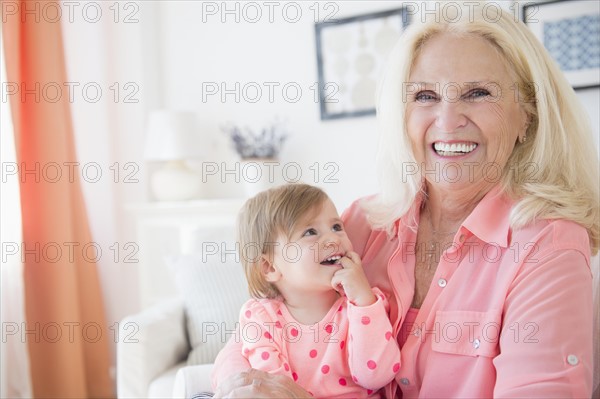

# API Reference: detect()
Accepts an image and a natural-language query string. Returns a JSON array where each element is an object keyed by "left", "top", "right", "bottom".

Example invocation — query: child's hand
[{"left": 330, "top": 251, "right": 376, "bottom": 307}]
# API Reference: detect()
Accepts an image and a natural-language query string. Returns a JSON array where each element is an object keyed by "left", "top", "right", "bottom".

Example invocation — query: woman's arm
[
  {"left": 212, "top": 369, "right": 311, "bottom": 398},
  {"left": 494, "top": 248, "right": 593, "bottom": 397}
]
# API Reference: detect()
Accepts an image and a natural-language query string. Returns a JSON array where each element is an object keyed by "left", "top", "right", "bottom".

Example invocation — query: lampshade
[{"left": 144, "top": 110, "right": 203, "bottom": 161}]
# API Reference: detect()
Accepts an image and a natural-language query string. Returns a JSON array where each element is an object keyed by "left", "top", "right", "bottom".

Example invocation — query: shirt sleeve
[
  {"left": 210, "top": 327, "right": 250, "bottom": 390},
  {"left": 238, "top": 300, "right": 294, "bottom": 380},
  {"left": 346, "top": 287, "right": 401, "bottom": 390},
  {"left": 493, "top": 248, "right": 593, "bottom": 398}
]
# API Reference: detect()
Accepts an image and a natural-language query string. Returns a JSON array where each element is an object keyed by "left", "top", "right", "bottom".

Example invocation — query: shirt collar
[
  {"left": 398, "top": 185, "right": 513, "bottom": 247},
  {"left": 461, "top": 185, "right": 513, "bottom": 247}
]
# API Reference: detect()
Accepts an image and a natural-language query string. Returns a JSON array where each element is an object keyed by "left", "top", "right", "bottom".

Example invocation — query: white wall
[{"left": 158, "top": 1, "right": 413, "bottom": 211}]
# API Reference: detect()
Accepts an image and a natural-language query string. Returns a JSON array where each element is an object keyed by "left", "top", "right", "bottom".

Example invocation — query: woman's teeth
[{"left": 434, "top": 142, "right": 477, "bottom": 156}]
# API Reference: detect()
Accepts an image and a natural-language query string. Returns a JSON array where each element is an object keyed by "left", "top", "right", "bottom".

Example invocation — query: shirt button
[
  {"left": 567, "top": 354, "right": 579, "bottom": 366},
  {"left": 459, "top": 234, "right": 466, "bottom": 242},
  {"left": 438, "top": 278, "right": 447, "bottom": 287},
  {"left": 400, "top": 378, "right": 410, "bottom": 385},
  {"left": 413, "top": 328, "right": 421, "bottom": 337},
  {"left": 473, "top": 338, "right": 481, "bottom": 349}
]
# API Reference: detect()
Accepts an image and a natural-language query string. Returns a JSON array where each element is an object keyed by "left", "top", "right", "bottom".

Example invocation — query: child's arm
[
  {"left": 331, "top": 251, "right": 376, "bottom": 306},
  {"left": 331, "top": 252, "right": 400, "bottom": 389},
  {"left": 211, "top": 336, "right": 251, "bottom": 389},
  {"left": 239, "top": 300, "right": 295, "bottom": 380},
  {"left": 346, "top": 287, "right": 401, "bottom": 390}
]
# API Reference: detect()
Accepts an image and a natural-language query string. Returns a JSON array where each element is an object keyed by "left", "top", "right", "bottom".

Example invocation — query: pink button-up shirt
[{"left": 212, "top": 187, "right": 594, "bottom": 397}]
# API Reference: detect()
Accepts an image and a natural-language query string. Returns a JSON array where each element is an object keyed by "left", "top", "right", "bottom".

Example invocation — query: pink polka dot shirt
[{"left": 239, "top": 288, "right": 400, "bottom": 398}]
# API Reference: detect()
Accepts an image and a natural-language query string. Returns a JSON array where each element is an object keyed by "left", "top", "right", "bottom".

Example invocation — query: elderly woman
[{"left": 211, "top": 2, "right": 599, "bottom": 397}]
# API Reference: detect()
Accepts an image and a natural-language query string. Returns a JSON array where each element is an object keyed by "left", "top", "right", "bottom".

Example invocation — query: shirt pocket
[{"left": 431, "top": 310, "right": 501, "bottom": 358}]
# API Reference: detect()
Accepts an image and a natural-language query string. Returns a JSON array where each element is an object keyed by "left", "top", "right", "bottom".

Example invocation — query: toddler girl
[{"left": 236, "top": 183, "right": 400, "bottom": 398}]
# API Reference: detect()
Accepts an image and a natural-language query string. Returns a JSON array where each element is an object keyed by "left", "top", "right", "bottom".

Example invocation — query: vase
[{"left": 240, "top": 158, "right": 279, "bottom": 198}]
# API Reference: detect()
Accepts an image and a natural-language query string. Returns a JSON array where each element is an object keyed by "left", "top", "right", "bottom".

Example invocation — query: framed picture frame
[
  {"left": 315, "top": 8, "right": 409, "bottom": 120},
  {"left": 523, "top": 0, "right": 600, "bottom": 90}
]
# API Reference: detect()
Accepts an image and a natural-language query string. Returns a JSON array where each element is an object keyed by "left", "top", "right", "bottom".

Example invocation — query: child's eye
[
  {"left": 302, "top": 228, "right": 317, "bottom": 237},
  {"left": 332, "top": 223, "right": 343, "bottom": 232},
  {"left": 415, "top": 91, "right": 437, "bottom": 102}
]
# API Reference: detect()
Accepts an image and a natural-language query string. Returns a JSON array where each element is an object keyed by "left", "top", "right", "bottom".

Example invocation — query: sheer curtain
[
  {"left": 0, "top": 39, "right": 32, "bottom": 399},
  {"left": 2, "top": 2, "right": 113, "bottom": 396}
]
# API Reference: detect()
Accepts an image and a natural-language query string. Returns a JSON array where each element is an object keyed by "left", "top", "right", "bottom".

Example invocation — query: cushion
[
  {"left": 148, "top": 363, "right": 184, "bottom": 398},
  {"left": 167, "top": 252, "right": 249, "bottom": 366}
]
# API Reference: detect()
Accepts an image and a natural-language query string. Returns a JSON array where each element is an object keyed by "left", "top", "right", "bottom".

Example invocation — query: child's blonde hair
[{"left": 237, "top": 183, "right": 329, "bottom": 299}]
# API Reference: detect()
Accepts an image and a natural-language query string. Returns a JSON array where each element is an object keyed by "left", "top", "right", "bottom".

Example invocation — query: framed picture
[
  {"left": 315, "top": 8, "right": 409, "bottom": 120},
  {"left": 523, "top": 0, "right": 600, "bottom": 90}
]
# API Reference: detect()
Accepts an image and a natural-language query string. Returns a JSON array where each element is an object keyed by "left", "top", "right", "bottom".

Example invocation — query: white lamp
[{"left": 144, "top": 110, "right": 204, "bottom": 201}]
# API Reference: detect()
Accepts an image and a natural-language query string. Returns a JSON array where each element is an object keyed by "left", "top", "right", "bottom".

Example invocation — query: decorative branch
[{"left": 222, "top": 120, "right": 289, "bottom": 159}]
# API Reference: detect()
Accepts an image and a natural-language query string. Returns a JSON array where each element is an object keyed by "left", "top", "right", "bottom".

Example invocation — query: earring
[{"left": 519, "top": 135, "right": 527, "bottom": 144}]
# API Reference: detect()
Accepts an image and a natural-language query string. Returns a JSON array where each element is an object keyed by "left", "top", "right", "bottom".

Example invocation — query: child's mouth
[{"left": 320, "top": 255, "right": 342, "bottom": 265}]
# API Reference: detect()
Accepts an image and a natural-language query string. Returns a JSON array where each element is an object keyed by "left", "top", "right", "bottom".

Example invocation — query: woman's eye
[
  {"left": 415, "top": 91, "right": 437, "bottom": 102},
  {"left": 332, "top": 223, "right": 343, "bottom": 232},
  {"left": 302, "top": 228, "right": 317, "bottom": 237},
  {"left": 465, "top": 89, "right": 490, "bottom": 100}
]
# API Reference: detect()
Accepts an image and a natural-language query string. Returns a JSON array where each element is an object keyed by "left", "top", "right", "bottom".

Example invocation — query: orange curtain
[{"left": 2, "top": 2, "right": 113, "bottom": 397}]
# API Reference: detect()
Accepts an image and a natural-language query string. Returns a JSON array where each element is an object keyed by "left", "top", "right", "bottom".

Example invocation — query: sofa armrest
[
  {"left": 117, "top": 298, "right": 190, "bottom": 398},
  {"left": 172, "top": 364, "right": 215, "bottom": 398}
]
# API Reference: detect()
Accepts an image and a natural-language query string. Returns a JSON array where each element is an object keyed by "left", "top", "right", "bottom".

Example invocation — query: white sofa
[
  {"left": 116, "top": 299, "right": 213, "bottom": 398},
  {"left": 117, "top": 253, "right": 249, "bottom": 398}
]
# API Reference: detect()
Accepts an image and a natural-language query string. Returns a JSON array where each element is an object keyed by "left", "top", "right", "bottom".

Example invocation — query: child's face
[{"left": 268, "top": 198, "right": 353, "bottom": 295}]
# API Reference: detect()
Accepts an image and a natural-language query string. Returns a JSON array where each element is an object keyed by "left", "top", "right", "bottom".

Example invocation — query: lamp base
[{"left": 150, "top": 160, "right": 200, "bottom": 201}]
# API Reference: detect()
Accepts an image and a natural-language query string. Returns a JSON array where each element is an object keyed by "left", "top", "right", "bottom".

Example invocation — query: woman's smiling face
[{"left": 406, "top": 33, "right": 528, "bottom": 192}]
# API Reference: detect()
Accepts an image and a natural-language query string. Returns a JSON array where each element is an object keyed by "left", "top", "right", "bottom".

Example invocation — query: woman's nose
[{"left": 435, "top": 98, "right": 468, "bottom": 133}]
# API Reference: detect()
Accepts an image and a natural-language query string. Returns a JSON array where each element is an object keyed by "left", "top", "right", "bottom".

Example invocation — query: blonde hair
[
  {"left": 365, "top": 1, "right": 599, "bottom": 254},
  {"left": 237, "top": 183, "right": 329, "bottom": 298}
]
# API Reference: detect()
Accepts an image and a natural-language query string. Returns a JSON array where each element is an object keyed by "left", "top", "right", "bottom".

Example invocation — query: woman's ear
[
  {"left": 521, "top": 110, "right": 531, "bottom": 136},
  {"left": 523, "top": 119, "right": 530, "bottom": 136},
  {"left": 261, "top": 255, "right": 281, "bottom": 282},
  {"left": 517, "top": 111, "right": 531, "bottom": 144}
]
